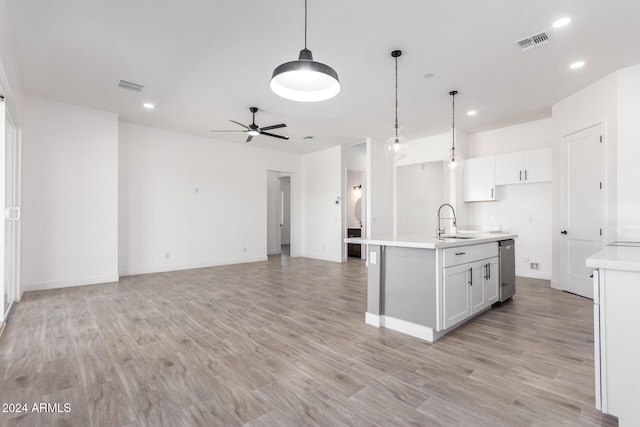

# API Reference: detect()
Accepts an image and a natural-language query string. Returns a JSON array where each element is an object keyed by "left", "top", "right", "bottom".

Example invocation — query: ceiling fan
[{"left": 210, "top": 107, "right": 289, "bottom": 142}]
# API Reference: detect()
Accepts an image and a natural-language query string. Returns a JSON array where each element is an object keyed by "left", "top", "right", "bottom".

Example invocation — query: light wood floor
[{"left": 0, "top": 256, "right": 617, "bottom": 426}]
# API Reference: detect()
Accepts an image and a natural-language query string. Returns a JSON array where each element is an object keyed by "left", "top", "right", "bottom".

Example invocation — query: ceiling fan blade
[
  {"left": 259, "top": 123, "right": 287, "bottom": 131},
  {"left": 210, "top": 130, "right": 247, "bottom": 132},
  {"left": 230, "top": 120, "right": 250, "bottom": 129},
  {"left": 246, "top": 135, "right": 253, "bottom": 143},
  {"left": 260, "top": 131, "right": 289, "bottom": 140}
]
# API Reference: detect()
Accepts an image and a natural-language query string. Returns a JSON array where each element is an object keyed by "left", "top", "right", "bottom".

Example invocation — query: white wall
[
  {"left": 0, "top": 0, "right": 24, "bottom": 122},
  {"left": 301, "top": 145, "right": 342, "bottom": 262},
  {"left": 118, "top": 122, "right": 301, "bottom": 275},
  {"left": 552, "top": 72, "right": 618, "bottom": 288},
  {"left": 616, "top": 65, "right": 640, "bottom": 240},
  {"left": 467, "top": 118, "right": 553, "bottom": 279},
  {"left": 266, "top": 171, "right": 280, "bottom": 255},
  {"left": 395, "top": 131, "right": 469, "bottom": 230},
  {"left": 397, "top": 162, "right": 444, "bottom": 236},
  {"left": 22, "top": 96, "right": 119, "bottom": 290},
  {"left": 280, "top": 176, "right": 291, "bottom": 245},
  {"left": 367, "top": 138, "right": 394, "bottom": 239}
]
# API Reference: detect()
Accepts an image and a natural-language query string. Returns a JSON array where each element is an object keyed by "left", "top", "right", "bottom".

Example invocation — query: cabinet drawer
[
  {"left": 471, "top": 242, "right": 498, "bottom": 261},
  {"left": 442, "top": 247, "right": 471, "bottom": 267}
]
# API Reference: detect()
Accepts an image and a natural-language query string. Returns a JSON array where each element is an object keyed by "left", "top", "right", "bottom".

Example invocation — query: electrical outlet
[
  {"left": 165, "top": 252, "right": 171, "bottom": 259},
  {"left": 370, "top": 252, "right": 377, "bottom": 264},
  {"left": 530, "top": 262, "right": 539, "bottom": 270},
  {"left": 242, "top": 247, "right": 246, "bottom": 253}
]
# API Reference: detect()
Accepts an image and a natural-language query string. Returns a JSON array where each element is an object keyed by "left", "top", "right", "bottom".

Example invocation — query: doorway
[
  {"left": 1, "top": 97, "right": 21, "bottom": 322},
  {"left": 346, "top": 169, "right": 365, "bottom": 260},
  {"left": 267, "top": 170, "right": 292, "bottom": 256},
  {"left": 560, "top": 124, "right": 604, "bottom": 299}
]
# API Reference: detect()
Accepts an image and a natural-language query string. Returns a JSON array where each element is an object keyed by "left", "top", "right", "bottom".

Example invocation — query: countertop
[
  {"left": 586, "top": 245, "right": 640, "bottom": 272},
  {"left": 344, "top": 233, "right": 517, "bottom": 249}
]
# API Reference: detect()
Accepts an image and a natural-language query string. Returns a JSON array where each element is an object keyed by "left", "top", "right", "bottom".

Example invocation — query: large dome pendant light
[
  {"left": 384, "top": 50, "right": 408, "bottom": 160},
  {"left": 444, "top": 90, "right": 463, "bottom": 172},
  {"left": 270, "top": 0, "right": 341, "bottom": 102}
]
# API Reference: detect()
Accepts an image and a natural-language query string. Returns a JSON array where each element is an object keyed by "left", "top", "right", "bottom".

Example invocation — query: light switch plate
[{"left": 370, "top": 252, "right": 377, "bottom": 264}]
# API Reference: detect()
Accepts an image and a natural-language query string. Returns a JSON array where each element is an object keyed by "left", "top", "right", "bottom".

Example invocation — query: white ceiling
[{"left": 7, "top": 0, "right": 640, "bottom": 154}]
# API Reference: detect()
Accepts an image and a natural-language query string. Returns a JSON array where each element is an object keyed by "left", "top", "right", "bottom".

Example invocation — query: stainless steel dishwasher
[{"left": 498, "top": 239, "right": 515, "bottom": 301}]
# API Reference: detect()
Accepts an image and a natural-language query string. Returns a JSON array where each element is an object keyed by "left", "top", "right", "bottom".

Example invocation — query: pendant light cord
[
  {"left": 451, "top": 91, "right": 456, "bottom": 154},
  {"left": 304, "top": 0, "right": 308, "bottom": 49},
  {"left": 394, "top": 55, "right": 399, "bottom": 138}
]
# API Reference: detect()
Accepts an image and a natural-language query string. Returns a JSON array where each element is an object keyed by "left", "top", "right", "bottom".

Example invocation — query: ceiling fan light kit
[
  {"left": 270, "top": 0, "right": 340, "bottom": 102},
  {"left": 384, "top": 50, "right": 408, "bottom": 160},
  {"left": 210, "top": 107, "right": 288, "bottom": 143}
]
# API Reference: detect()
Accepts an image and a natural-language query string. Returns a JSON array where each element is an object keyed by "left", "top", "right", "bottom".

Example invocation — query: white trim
[
  {"left": 23, "top": 275, "right": 120, "bottom": 292},
  {"left": 366, "top": 313, "right": 444, "bottom": 343},
  {"left": 381, "top": 315, "right": 435, "bottom": 342},
  {"left": 300, "top": 253, "right": 343, "bottom": 263},
  {"left": 119, "top": 256, "right": 268, "bottom": 277},
  {"left": 365, "top": 312, "right": 381, "bottom": 327},
  {"left": 551, "top": 279, "right": 560, "bottom": 290},
  {"left": 519, "top": 271, "right": 552, "bottom": 281}
]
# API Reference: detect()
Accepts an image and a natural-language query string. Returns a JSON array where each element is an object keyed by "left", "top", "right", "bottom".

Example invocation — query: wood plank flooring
[{"left": 0, "top": 256, "right": 617, "bottom": 426}]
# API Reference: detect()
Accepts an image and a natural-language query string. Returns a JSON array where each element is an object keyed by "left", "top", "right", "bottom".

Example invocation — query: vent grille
[
  {"left": 516, "top": 31, "right": 550, "bottom": 52},
  {"left": 118, "top": 80, "right": 144, "bottom": 91}
]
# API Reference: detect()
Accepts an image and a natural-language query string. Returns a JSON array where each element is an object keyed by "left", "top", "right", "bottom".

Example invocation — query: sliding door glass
[{"left": 2, "top": 101, "right": 19, "bottom": 320}]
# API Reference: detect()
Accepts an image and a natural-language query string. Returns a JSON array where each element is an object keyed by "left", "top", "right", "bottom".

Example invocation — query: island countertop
[
  {"left": 344, "top": 232, "right": 517, "bottom": 249},
  {"left": 586, "top": 245, "right": 640, "bottom": 272}
]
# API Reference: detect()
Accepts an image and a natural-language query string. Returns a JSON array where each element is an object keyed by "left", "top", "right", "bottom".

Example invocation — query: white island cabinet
[
  {"left": 586, "top": 245, "right": 640, "bottom": 427},
  {"left": 344, "top": 233, "right": 515, "bottom": 342}
]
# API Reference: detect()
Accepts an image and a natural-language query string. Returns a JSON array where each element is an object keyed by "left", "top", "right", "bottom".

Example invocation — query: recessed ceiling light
[
  {"left": 467, "top": 110, "right": 477, "bottom": 116},
  {"left": 303, "top": 136, "right": 315, "bottom": 140},
  {"left": 143, "top": 103, "right": 155, "bottom": 109},
  {"left": 570, "top": 61, "right": 585, "bottom": 69},
  {"left": 552, "top": 17, "right": 571, "bottom": 29},
  {"left": 423, "top": 73, "right": 435, "bottom": 79}
]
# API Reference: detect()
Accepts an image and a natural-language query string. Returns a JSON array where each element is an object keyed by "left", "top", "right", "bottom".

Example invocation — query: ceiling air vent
[
  {"left": 516, "top": 31, "right": 550, "bottom": 52},
  {"left": 118, "top": 80, "right": 144, "bottom": 91}
]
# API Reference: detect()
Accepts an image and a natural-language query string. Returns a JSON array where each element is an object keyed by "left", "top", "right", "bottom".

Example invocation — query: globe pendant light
[
  {"left": 270, "top": 0, "right": 341, "bottom": 102},
  {"left": 384, "top": 50, "right": 408, "bottom": 160},
  {"left": 444, "top": 90, "right": 463, "bottom": 172}
]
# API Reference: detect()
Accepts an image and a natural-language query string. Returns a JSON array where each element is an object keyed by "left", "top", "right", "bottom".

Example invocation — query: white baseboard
[
  {"left": 119, "top": 256, "right": 268, "bottom": 277},
  {"left": 551, "top": 279, "right": 560, "bottom": 290},
  {"left": 365, "top": 312, "right": 435, "bottom": 342},
  {"left": 23, "top": 274, "right": 120, "bottom": 292},
  {"left": 300, "top": 253, "right": 343, "bottom": 263},
  {"left": 517, "top": 271, "right": 552, "bottom": 281},
  {"left": 365, "top": 312, "right": 381, "bottom": 327}
]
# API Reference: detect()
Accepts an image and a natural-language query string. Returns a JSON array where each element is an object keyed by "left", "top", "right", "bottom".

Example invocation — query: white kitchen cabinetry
[
  {"left": 442, "top": 243, "right": 499, "bottom": 329},
  {"left": 495, "top": 148, "right": 551, "bottom": 185},
  {"left": 463, "top": 156, "right": 496, "bottom": 202},
  {"left": 587, "top": 251, "right": 640, "bottom": 427}
]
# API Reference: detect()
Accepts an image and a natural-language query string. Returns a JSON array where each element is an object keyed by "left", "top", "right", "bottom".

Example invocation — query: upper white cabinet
[
  {"left": 463, "top": 156, "right": 496, "bottom": 202},
  {"left": 495, "top": 148, "right": 552, "bottom": 185}
]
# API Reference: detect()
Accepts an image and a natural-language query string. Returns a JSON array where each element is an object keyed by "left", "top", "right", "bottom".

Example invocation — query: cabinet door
[
  {"left": 495, "top": 152, "right": 523, "bottom": 185},
  {"left": 442, "top": 264, "right": 471, "bottom": 329},
  {"left": 463, "top": 156, "right": 496, "bottom": 202},
  {"left": 484, "top": 257, "right": 500, "bottom": 306},
  {"left": 523, "top": 148, "right": 552, "bottom": 183},
  {"left": 470, "top": 261, "right": 486, "bottom": 314}
]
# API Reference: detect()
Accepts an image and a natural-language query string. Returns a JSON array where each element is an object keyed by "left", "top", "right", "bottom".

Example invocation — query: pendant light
[
  {"left": 444, "top": 90, "right": 463, "bottom": 172},
  {"left": 270, "top": 0, "right": 341, "bottom": 102},
  {"left": 384, "top": 50, "right": 408, "bottom": 160}
]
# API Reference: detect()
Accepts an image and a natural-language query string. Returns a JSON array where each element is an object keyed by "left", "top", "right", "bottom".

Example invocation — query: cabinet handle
[
  {"left": 455, "top": 252, "right": 466, "bottom": 256},
  {"left": 519, "top": 170, "right": 522, "bottom": 181},
  {"left": 484, "top": 263, "right": 488, "bottom": 280},
  {"left": 469, "top": 267, "right": 473, "bottom": 286},
  {"left": 491, "top": 188, "right": 494, "bottom": 199},
  {"left": 525, "top": 170, "right": 528, "bottom": 181},
  {"left": 487, "top": 263, "right": 491, "bottom": 280}
]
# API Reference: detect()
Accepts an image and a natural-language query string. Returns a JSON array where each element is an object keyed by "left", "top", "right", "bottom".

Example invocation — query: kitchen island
[
  {"left": 344, "top": 233, "right": 517, "bottom": 342},
  {"left": 587, "top": 243, "right": 640, "bottom": 427}
]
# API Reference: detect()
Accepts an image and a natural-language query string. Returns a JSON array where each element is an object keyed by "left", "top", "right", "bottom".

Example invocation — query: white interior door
[{"left": 561, "top": 124, "right": 604, "bottom": 299}]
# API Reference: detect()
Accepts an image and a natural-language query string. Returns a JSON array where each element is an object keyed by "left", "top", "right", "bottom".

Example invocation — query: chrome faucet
[{"left": 437, "top": 203, "right": 457, "bottom": 237}]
